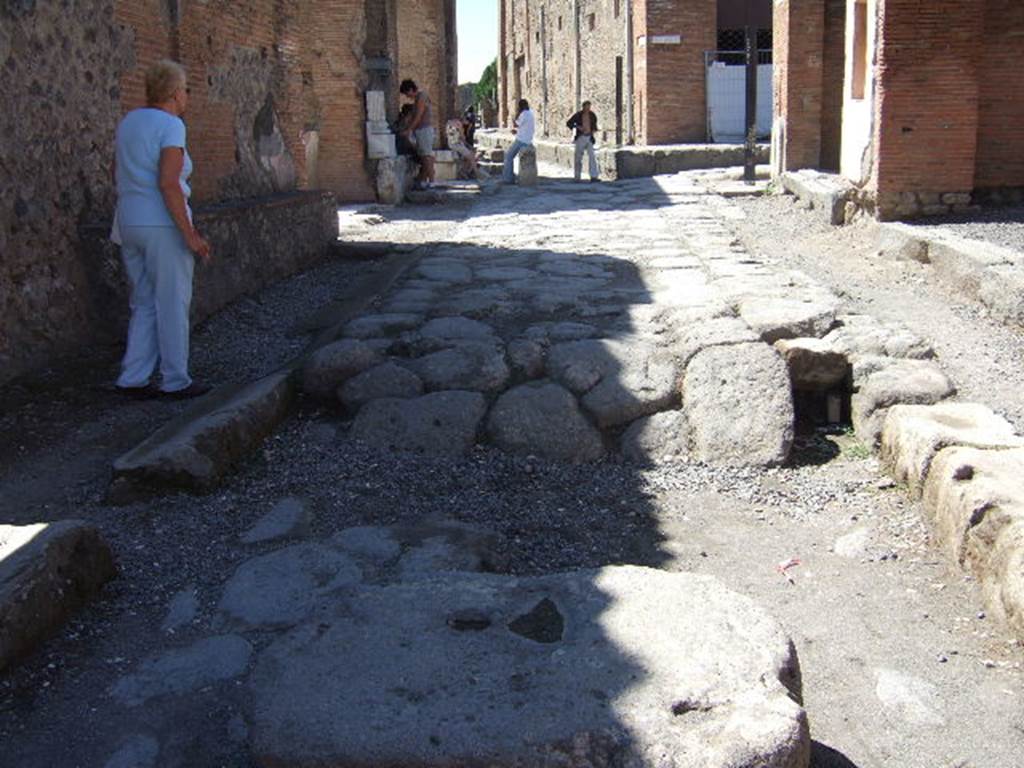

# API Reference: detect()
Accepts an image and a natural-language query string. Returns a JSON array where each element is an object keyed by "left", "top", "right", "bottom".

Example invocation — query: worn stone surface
[
  {"left": 851, "top": 360, "right": 956, "bottom": 446},
  {"left": 407, "top": 343, "right": 510, "bottom": 393},
  {"left": 420, "top": 316, "right": 497, "bottom": 342},
  {"left": 240, "top": 497, "right": 314, "bottom": 545},
  {"left": 351, "top": 391, "right": 487, "bottom": 456},
  {"left": 924, "top": 446, "right": 1024, "bottom": 640},
  {"left": 103, "top": 735, "right": 161, "bottom": 768},
  {"left": 881, "top": 403, "right": 1024, "bottom": 496},
  {"left": 738, "top": 297, "right": 838, "bottom": 343},
  {"left": 517, "top": 146, "right": 538, "bottom": 186},
  {"left": 487, "top": 381, "right": 605, "bottom": 462},
  {"left": 0, "top": 521, "right": 116, "bottom": 673},
  {"left": 580, "top": 351, "right": 679, "bottom": 428},
  {"left": 110, "top": 372, "right": 295, "bottom": 497},
  {"left": 775, "top": 337, "right": 849, "bottom": 390},
  {"left": 111, "top": 635, "right": 252, "bottom": 707},
  {"left": 338, "top": 362, "right": 424, "bottom": 412},
  {"left": 246, "top": 566, "right": 809, "bottom": 768},
  {"left": 620, "top": 411, "right": 691, "bottom": 464},
  {"left": 507, "top": 338, "right": 547, "bottom": 380},
  {"left": 218, "top": 544, "right": 362, "bottom": 631},
  {"left": 672, "top": 316, "right": 759, "bottom": 366},
  {"left": 302, "top": 339, "right": 381, "bottom": 400},
  {"left": 683, "top": 343, "right": 795, "bottom": 466},
  {"left": 823, "top": 314, "right": 935, "bottom": 360},
  {"left": 161, "top": 587, "right": 200, "bottom": 634}
]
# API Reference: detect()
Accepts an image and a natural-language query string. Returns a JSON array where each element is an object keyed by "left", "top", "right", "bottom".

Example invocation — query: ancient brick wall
[
  {"left": 873, "top": 0, "right": 983, "bottom": 196},
  {"left": 398, "top": 0, "right": 457, "bottom": 142},
  {"left": 771, "top": 0, "right": 823, "bottom": 171},
  {"left": 1, "top": 0, "right": 436, "bottom": 385},
  {"left": 642, "top": 0, "right": 716, "bottom": 144},
  {"left": 974, "top": 0, "right": 1024, "bottom": 190},
  {"left": 820, "top": 0, "right": 845, "bottom": 172}
]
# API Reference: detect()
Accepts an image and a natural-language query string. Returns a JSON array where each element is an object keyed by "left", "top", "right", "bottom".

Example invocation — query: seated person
[{"left": 445, "top": 118, "right": 484, "bottom": 180}]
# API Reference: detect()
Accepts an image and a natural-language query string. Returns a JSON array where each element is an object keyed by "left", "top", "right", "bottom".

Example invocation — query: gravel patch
[{"left": 907, "top": 204, "right": 1024, "bottom": 251}]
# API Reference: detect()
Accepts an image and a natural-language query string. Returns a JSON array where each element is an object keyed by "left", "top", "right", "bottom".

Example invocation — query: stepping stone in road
[
  {"left": 246, "top": 566, "right": 810, "bottom": 768},
  {"left": 683, "top": 342, "right": 794, "bottom": 466},
  {"left": 351, "top": 391, "right": 487, "bottom": 456},
  {"left": 487, "top": 381, "right": 604, "bottom": 462}
]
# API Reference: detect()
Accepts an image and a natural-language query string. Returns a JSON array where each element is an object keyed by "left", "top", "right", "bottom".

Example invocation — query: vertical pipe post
[{"left": 744, "top": 24, "right": 757, "bottom": 183}]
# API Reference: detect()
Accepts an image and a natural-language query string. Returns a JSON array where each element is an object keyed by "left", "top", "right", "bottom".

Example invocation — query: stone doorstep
[
  {"left": 923, "top": 446, "right": 1024, "bottom": 643},
  {"left": 0, "top": 521, "right": 116, "bottom": 673},
  {"left": 779, "top": 170, "right": 853, "bottom": 226},
  {"left": 110, "top": 371, "right": 296, "bottom": 501}
]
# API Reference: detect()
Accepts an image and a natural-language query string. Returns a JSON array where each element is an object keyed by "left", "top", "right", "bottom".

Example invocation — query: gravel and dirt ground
[{"left": 2, "top": 177, "right": 1023, "bottom": 768}]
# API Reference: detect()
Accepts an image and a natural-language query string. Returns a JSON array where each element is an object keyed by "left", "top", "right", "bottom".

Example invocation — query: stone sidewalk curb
[
  {"left": 878, "top": 223, "right": 1024, "bottom": 327},
  {"left": 780, "top": 170, "right": 854, "bottom": 226},
  {"left": 1, "top": 520, "right": 116, "bottom": 672},
  {"left": 109, "top": 247, "right": 419, "bottom": 500},
  {"left": 879, "top": 402, "right": 1024, "bottom": 643}
]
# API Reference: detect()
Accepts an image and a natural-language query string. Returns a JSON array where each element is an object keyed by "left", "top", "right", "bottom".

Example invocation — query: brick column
[
  {"left": 872, "top": 0, "right": 983, "bottom": 216},
  {"left": 771, "top": 0, "right": 824, "bottom": 174}
]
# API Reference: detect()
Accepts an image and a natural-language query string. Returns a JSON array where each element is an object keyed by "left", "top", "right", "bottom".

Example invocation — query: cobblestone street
[{"left": 3, "top": 174, "right": 1024, "bottom": 767}]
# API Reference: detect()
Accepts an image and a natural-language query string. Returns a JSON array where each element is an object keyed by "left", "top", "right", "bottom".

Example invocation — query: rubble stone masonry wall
[{"left": 0, "top": 0, "right": 392, "bottom": 385}]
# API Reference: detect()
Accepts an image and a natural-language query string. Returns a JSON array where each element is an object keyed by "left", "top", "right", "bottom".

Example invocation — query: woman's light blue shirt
[{"left": 115, "top": 108, "right": 192, "bottom": 228}]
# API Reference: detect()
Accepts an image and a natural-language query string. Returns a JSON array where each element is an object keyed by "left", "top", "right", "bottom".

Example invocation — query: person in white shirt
[
  {"left": 111, "top": 59, "right": 212, "bottom": 400},
  {"left": 502, "top": 99, "right": 535, "bottom": 184}
]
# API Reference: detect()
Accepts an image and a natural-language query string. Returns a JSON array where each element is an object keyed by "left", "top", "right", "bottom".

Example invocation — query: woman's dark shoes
[
  {"left": 114, "top": 384, "right": 157, "bottom": 400},
  {"left": 161, "top": 382, "right": 212, "bottom": 400}
]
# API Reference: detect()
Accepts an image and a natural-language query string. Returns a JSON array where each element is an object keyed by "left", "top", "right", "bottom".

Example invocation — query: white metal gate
[{"left": 704, "top": 50, "right": 773, "bottom": 143}]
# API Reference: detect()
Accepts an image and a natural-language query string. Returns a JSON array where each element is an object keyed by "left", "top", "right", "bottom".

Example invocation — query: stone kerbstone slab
[
  {"left": 338, "top": 362, "right": 423, "bottom": 412},
  {"left": 775, "top": 337, "right": 849, "bottom": 391},
  {"left": 487, "top": 381, "right": 604, "bottom": 462},
  {"left": 880, "top": 403, "right": 1024, "bottom": 496},
  {"left": 780, "top": 169, "right": 852, "bottom": 225},
  {"left": 621, "top": 410, "right": 691, "bottom": 464},
  {"left": 978, "top": 264, "right": 1024, "bottom": 326},
  {"left": 738, "top": 297, "right": 838, "bottom": 344},
  {"left": 111, "top": 371, "right": 295, "bottom": 497},
  {"left": 924, "top": 447, "right": 1024, "bottom": 641},
  {"left": 823, "top": 314, "right": 934, "bottom": 361},
  {"left": 301, "top": 339, "right": 381, "bottom": 400},
  {"left": 111, "top": 635, "right": 253, "bottom": 707},
  {"left": 406, "top": 342, "right": 510, "bottom": 393},
  {"left": 246, "top": 566, "right": 809, "bottom": 768},
  {"left": 851, "top": 360, "right": 955, "bottom": 446},
  {"left": 0, "top": 521, "right": 116, "bottom": 672},
  {"left": 240, "top": 497, "right": 315, "bottom": 545},
  {"left": 683, "top": 343, "right": 794, "bottom": 466},
  {"left": 351, "top": 391, "right": 487, "bottom": 456}
]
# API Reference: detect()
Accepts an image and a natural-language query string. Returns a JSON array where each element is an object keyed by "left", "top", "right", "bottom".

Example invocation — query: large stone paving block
[
  {"left": 350, "top": 391, "right": 487, "bottom": 456},
  {"left": 246, "top": 567, "right": 809, "bottom": 768},
  {"left": 880, "top": 402, "right": 1024, "bottom": 496},
  {"left": 621, "top": 410, "right": 691, "bottom": 464},
  {"left": 486, "top": 381, "right": 604, "bottom": 462},
  {"left": 301, "top": 339, "right": 381, "bottom": 400},
  {"left": 851, "top": 359, "right": 955, "bottom": 447},
  {"left": 682, "top": 343, "right": 794, "bottom": 466},
  {"left": 1, "top": 521, "right": 116, "bottom": 672},
  {"left": 738, "top": 296, "right": 838, "bottom": 343},
  {"left": 823, "top": 314, "right": 934, "bottom": 360},
  {"left": 405, "top": 342, "right": 511, "bottom": 393},
  {"left": 924, "top": 447, "right": 1024, "bottom": 641},
  {"left": 111, "top": 371, "right": 295, "bottom": 498}
]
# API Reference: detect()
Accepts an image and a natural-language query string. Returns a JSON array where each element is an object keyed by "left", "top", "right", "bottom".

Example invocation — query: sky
[{"left": 457, "top": 0, "right": 499, "bottom": 84}]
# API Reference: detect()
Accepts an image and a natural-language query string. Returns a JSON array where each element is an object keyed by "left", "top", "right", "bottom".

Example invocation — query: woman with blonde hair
[{"left": 112, "top": 59, "right": 211, "bottom": 399}]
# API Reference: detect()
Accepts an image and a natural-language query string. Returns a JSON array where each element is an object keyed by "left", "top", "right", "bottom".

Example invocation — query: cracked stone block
[{"left": 246, "top": 567, "right": 809, "bottom": 768}]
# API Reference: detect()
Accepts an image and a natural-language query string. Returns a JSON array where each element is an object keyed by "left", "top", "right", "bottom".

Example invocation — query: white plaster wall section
[{"left": 840, "top": 0, "right": 877, "bottom": 184}]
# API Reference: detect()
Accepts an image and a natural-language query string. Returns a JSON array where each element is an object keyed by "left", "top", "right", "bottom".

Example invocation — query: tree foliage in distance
[{"left": 474, "top": 58, "right": 498, "bottom": 107}]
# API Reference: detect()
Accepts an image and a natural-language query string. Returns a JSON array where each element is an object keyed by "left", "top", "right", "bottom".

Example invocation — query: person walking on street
[
  {"left": 502, "top": 99, "right": 535, "bottom": 184},
  {"left": 399, "top": 79, "right": 436, "bottom": 190},
  {"left": 566, "top": 100, "right": 600, "bottom": 182},
  {"left": 111, "top": 59, "right": 212, "bottom": 400}
]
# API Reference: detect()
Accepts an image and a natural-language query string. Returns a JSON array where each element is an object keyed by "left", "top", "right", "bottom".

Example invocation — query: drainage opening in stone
[{"left": 790, "top": 381, "right": 855, "bottom": 464}]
